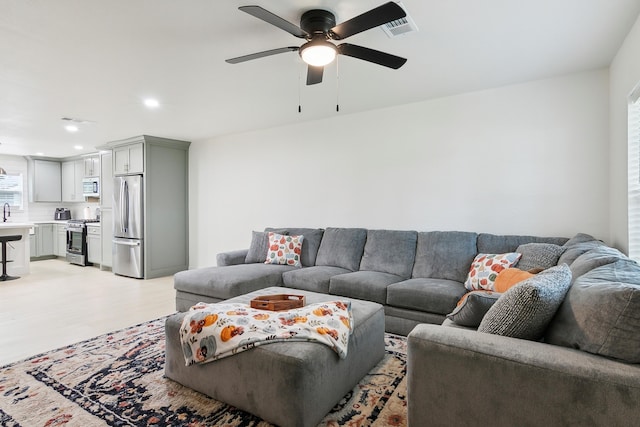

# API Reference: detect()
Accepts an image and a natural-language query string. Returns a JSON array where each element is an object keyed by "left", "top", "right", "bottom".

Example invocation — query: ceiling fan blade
[
  {"left": 239, "top": 6, "right": 308, "bottom": 38},
  {"left": 306, "top": 65, "right": 324, "bottom": 85},
  {"left": 338, "top": 43, "right": 407, "bottom": 69},
  {"left": 226, "top": 47, "right": 299, "bottom": 64},
  {"left": 329, "top": 2, "right": 406, "bottom": 40}
]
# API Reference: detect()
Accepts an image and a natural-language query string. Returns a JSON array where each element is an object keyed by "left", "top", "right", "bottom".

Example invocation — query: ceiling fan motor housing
[{"left": 300, "top": 9, "right": 336, "bottom": 38}]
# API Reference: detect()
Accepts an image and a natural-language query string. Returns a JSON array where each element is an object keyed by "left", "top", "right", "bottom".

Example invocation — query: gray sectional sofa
[
  {"left": 174, "top": 227, "right": 640, "bottom": 425},
  {"left": 174, "top": 227, "right": 567, "bottom": 335}
]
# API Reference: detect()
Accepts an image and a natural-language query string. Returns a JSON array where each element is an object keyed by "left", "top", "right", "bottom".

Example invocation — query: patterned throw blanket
[{"left": 180, "top": 301, "right": 353, "bottom": 366}]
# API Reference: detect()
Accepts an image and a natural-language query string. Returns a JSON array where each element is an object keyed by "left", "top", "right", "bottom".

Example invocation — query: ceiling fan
[{"left": 226, "top": 2, "right": 408, "bottom": 85}]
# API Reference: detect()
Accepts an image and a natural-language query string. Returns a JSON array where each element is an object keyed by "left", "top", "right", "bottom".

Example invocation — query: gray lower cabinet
[
  {"left": 56, "top": 224, "right": 67, "bottom": 257},
  {"left": 87, "top": 225, "right": 100, "bottom": 264},
  {"left": 30, "top": 224, "right": 55, "bottom": 259}
]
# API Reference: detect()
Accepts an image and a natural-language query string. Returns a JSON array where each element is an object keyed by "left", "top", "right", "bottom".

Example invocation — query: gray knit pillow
[
  {"left": 515, "top": 243, "right": 566, "bottom": 271},
  {"left": 478, "top": 264, "right": 572, "bottom": 340}
]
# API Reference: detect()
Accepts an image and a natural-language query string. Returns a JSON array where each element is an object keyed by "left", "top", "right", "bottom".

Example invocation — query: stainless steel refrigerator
[{"left": 113, "top": 175, "right": 144, "bottom": 278}]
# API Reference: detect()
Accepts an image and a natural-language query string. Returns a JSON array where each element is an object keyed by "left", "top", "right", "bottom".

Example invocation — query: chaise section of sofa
[
  {"left": 407, "top": 233, "right": 640, "bottom": 426},
  {"left": 407, "top": 323, "right": 640, "bottom": 426}
]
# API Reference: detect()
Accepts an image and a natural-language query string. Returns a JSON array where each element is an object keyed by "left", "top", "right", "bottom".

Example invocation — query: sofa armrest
[
  {"left": 216, "top": 249, "right": 249, "bottom": 266},
  {"left": 407, "top": 324, "right": 640, "bottom": 427}
]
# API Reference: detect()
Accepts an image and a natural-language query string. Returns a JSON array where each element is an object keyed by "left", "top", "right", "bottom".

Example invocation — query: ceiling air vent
[{"left": 381, "top": 3, "right": 418, "bottom": 38}]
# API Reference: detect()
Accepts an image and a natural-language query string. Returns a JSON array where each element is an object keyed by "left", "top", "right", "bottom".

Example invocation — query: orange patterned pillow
[{"left": 493, "top": 268, "right": 534, "bottom": 293}]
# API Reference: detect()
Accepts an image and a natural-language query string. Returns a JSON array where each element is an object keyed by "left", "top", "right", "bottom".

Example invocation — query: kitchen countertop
[{"left": 0, "top": 222, "right": 34, "bottom": 229}]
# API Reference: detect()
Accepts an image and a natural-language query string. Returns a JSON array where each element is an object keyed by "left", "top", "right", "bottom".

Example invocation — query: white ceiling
[{"left": 2, "top": 0, "right": 639, "bottom": 158}]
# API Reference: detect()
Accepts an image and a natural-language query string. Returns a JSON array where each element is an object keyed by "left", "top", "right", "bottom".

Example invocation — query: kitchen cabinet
[
  {"left": 84, "top": 155, "right": 100, "bottom": 177},
  {"left": 30, "top": 224, "right": 55, "bottom": 259},
  {"left": 56, "top": 224, "right": 67, "bottom": 257},
  {"left": 28, "top": 159, "right": 61, "bottom": 202},
  {"left": 62, "top": 160, "right": 84, "bottom": 202},
  {"left": 100, "top": 151, "right": 113, "bottom": 208},
  {"left": 113, "top": 143, "right": 143, "bottom": 175},
  {"left": 87, "top": 225, "right": 100, "bottom": 264},
  {"left": 100, "top": 209, "right": 112, "bottom": 269},
  {"left": 38, "top": 223, "right": 54, "bottom": 256}
]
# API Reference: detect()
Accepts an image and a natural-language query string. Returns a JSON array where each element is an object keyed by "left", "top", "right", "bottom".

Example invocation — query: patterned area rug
[{"left": 0, "top": 317, "right": 407, "bottom": 426}]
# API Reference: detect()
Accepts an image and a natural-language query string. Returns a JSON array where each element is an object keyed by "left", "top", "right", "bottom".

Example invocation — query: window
[
  {"left": 628, "top": 87, "right": 640, "bottom": 262},
  {"left": 0, "top": 173, "right": 24, "bottom": 210}
]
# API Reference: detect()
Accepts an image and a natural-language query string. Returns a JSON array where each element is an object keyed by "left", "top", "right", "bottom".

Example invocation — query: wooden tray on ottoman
[{"left": 250, "top": 294, "right": 305, "bottom": 311}]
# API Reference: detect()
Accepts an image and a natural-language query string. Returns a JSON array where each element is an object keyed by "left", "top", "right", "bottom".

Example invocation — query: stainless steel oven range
[{"left": 66, "top": 219, "right": 99, "bottom": 266}]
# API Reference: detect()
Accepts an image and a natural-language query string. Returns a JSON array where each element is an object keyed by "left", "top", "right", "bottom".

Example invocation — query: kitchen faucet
[{"left": 2, "top": 203, "right": 9, "bottom": 222}]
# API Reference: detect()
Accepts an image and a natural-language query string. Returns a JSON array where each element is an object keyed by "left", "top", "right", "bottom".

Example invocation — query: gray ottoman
[{"left": 165, "top": 286, "right": 385, "bottom": 427}]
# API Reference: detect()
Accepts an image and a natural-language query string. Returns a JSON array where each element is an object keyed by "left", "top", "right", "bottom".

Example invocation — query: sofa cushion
[
  {"left": 545, "top": 260, "right": 640, "bottom": 363},
  {"left": 282, "top": 266, "right": 352, "bottom": 294},
  {"left": 477, "top": 233, "right": 568, "bottom": 254},
  {"left": 568, "top": 246, "right": 627, "bottom": 280},
  {"left": 387, "top": 278, "right": 467, "bottom": 315},
  {"left": 515, "top": 243, "right": 566, "bottom": 271},
  {"left": 174, "top": 263, "right": 296, "bottom": 300},
  {"left": 329, "top": 271, "right": 402, "bottom": 304},
  {"left": 245, "top": 231, "right": 270, "bottom": 264},
  {"left": 412, "top": 231, "right": 478, "bottom": 283},
  {"left": 478, "top": 264, "right": 572, "bottom": 340},
  {"left": 315, "top": 228, "right": 367, "bottom": 271},
  {"left": 359, "top": 229, "right": 417, "bottom": 278},
  {"left": 446, "top": 290, "right": 501, "bottom": 327},
  {"left": 464, "top": 253, "right": 521, "bottom": 291}
]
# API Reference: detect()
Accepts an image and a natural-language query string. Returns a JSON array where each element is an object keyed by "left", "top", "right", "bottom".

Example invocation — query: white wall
[
  {"left": 189, "top": 69, "right": 610, "bottom": 268},
  {"left": 609, "top": 14, "right": 640, "bottom": 254}
]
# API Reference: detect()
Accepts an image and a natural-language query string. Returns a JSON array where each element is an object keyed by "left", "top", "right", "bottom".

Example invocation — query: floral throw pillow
[
  {"left": 465, "top": 253, "right": 522, "bottom": 291},
  {"left": 265, "top": 232, "right": 304, "bottom": 267}
]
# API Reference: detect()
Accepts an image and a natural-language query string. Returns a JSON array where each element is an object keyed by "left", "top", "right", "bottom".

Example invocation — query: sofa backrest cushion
[
  {"left": 412, "top": 231, "right": 478, "bottom": 282},
  {"left": 477, "top": 233, "right": 568, "bottom": 254},
  {"left": 315, "top": 228, "right": 367, "bottom": 271},
  {"left": 359, "top": 229, "right": 418, "bottom": 278},
  {"left": 557, "top": 233, "right": 606, "bottom": 266},
  {"left": 569, "top": 246, "right": 627, "bottom": 282},
  {"left": 545, "top": 259, "right": 640, "bottom": 363},
  {"left": 245, "top": 230, "right": 278, "bottom": 264}
]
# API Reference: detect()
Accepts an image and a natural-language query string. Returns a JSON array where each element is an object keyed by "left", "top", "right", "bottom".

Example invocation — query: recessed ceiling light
[
  {"left": 144, "top": 98, "right": 160, "bottom": 108},
  {"left": 65, "top": 124, "right": 79, "bottom": 132},
  {"left": 74, "top": 145, "right": 83, "bottom": 150}
]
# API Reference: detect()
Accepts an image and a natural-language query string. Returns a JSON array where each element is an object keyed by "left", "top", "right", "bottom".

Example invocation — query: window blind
[
  {"left": 628, "top": 89, "right": 640, "bottom": 262},
  {"left": 0, "top": 173, "right": 23, "bottom": 210}
]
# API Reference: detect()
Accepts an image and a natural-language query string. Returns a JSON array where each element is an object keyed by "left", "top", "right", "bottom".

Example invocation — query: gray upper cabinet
[
  {"left": 84, "top": 155, "right": 100, "bottom": 177},
  {"left": 113, "top": 143, "right": 143, "bottom": 175},
  {"left": 28, "top": 159, "right": 61, "bottom": 202},
  {"left": 61, "top": 160, "right": 84, "bottom": 202}
]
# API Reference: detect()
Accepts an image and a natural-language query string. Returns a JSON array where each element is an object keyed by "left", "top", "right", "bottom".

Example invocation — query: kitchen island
[{"left": 0, "top": 223, "right": 33, "bottom": 277}]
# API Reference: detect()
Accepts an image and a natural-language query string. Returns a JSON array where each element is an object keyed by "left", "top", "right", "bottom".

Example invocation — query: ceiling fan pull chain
[
  {"left": 298, "top": 61, "right": 303, "bottom": 113},
  {"left": 336, "top": 57, "right": 340, "bottom": 112}
]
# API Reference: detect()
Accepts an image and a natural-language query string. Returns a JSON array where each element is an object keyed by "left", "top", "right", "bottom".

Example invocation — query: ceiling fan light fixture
[{"left": 300, "top": 40, "right": 336, "bottom": 66}]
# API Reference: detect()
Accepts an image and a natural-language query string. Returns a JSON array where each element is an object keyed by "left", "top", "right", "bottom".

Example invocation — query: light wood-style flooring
[{"left": 0, "top": 259, "right": 176, "bottom": 366}]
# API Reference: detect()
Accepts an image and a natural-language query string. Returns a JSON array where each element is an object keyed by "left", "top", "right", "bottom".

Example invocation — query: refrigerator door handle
[
  {"left": 113, "top": 239, "right": 141, "bottom": 246},
  {"left": 123, "top": 180, "right": 129, "bottom": 233}
]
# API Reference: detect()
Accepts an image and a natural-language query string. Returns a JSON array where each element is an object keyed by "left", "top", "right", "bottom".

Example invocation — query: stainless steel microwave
[{"left": 82, "top": 177, "right": 100, "bottom": 197}]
